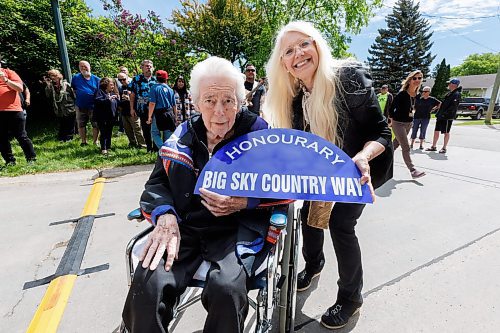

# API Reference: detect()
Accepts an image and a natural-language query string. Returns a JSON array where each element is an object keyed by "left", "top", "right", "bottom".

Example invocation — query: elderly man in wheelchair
[{"left": 122, "top": 56, "right": 297, "bottom": 333}]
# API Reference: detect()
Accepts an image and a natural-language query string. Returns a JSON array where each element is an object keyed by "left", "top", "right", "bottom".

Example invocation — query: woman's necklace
[
  {"left": 300, "top": 83, "right": 312, "bottom": 130},
  {"left": 409, "top": 95, "right": 416, "bottom": 117}
]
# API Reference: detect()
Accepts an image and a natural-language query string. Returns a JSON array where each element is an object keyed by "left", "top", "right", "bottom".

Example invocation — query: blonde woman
[
  {"left": 265, "top": 21, "right": 393, "bottom": 329},
  {"left": 388, "top": 70, "right": 426, "bottom": 178}
]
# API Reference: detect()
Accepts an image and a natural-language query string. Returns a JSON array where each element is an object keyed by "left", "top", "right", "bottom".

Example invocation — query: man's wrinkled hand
[
  {"left": 139, "top": 214, "right": 180, "bottom": 271},
  {"left": 199, "top": 188, "right": 248, "bottom": 217}
]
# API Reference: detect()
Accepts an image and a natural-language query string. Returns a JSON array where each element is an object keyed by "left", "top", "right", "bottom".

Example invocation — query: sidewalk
[{"left": 1, "top": 122, "right": 499, "bottom": 332}]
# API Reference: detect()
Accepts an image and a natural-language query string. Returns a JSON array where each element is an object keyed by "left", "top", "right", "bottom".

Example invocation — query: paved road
[{"left": 1, "top": 120, "right": 499, "bottom": 333}]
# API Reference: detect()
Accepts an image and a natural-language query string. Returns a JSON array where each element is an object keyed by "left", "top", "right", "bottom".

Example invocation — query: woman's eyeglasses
[
  {"left": 282, "top": 37, "right": 314, "bottom": 59},
  {"left": 412, "top": 76, "right": 423, "bottom": 81}
]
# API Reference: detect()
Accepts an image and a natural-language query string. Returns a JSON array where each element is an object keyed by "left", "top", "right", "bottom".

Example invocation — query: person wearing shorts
[
  {"left": 71, "top": 61, "right": 100, "bottom": 146},
  {"left": 427, "top": 78, "right": 462, "bottom": 154}
]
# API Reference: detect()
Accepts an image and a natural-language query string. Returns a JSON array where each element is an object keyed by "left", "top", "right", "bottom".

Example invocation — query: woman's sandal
[
  {"left": 426, "top": 146, "right": 437, "bottom": 152},
  {"left": 439, "top": 148, "right": 447, "bottom": 154}
]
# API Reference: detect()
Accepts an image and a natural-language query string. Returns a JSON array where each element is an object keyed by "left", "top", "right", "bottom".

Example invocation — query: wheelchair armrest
[
  {"left": 270, "top": 205, "right": 288, "bottom": 230},
  {"left": 127, "top": 208, "right": 145, "bottom": 222}
]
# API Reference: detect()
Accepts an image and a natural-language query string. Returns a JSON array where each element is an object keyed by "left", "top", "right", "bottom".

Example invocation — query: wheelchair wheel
[{"left": 278, "top": 204, "right": 300, "bottom": 333}]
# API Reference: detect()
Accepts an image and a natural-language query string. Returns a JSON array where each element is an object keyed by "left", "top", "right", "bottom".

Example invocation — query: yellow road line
[{"left": 26, "top": 177, "right": 106, "bottom": 333}]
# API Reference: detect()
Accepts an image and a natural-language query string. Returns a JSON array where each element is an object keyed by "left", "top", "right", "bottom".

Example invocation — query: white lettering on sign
[
  {"left": 260, "top": 174, "right": 328, "bottom": 195},
  {"left": 330, "top": 177, "right": 362, "bottom": 197},
  {"left": 201, "top": 171, "right": 227, "bottom": 190},
  {"left": 223, "top": 133, "right": 346, "bottom": 168},
  {"left": 230, "top": 172, "right": 258, "bottom": 191}
]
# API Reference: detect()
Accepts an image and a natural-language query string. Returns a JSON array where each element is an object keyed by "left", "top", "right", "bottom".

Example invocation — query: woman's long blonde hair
[
  {"left": 400, "top": 70, "right": 423, "bottom": 94},
  {"left": 264, "top": 21, "right": 343, "bottom": 146}
]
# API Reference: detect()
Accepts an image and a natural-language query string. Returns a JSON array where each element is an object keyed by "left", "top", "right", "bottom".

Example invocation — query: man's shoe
[
  {"left": 320, "top": 301, "right": 361, "bottom": 330},
  {"left": 27, "top": 158, "right": 36, "bottom": 165},
  {"left": 80, "top": 142, "right": 88, "bottom": 147},
  {"left": 5, "top": 160, "right": 16, "bottom": 167},
  {"left": 296, "top": 269, "right": 321, "bottom": 292}
]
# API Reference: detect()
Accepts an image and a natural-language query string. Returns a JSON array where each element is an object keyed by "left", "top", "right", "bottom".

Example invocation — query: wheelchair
[{"left": 122, "top": 203, "right": 301, "bottom": 333}]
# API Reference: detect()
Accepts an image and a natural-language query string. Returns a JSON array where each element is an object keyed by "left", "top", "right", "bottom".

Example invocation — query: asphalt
[{"left": 1, "top": 119, "right": 499, "bottom": 333}]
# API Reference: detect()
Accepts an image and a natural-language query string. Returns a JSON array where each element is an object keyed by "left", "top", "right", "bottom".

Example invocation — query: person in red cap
[{"left": 147, "top": 70, "right": 177, "bottom": 150}]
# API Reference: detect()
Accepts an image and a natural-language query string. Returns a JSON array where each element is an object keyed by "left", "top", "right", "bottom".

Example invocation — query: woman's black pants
[
  {"left": 301, "top": 202, "right": 365, "bottom": 305},
  {"left": 97, "top": 120, "right": 114, "bottom": 150}
]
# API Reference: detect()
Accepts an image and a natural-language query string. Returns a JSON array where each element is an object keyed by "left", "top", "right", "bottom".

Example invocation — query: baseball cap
[
  {"left": 156, "top": 70, "right": 169, "bottom": 80},
  {"left": 447, "top": 78, "right": 460, "bottom": 85},
  {"left": 422, "top": 86, "right": 431, "bottom": 92},
  {"left": 381, "top": 84, "right": 389, "bottom": 89}
]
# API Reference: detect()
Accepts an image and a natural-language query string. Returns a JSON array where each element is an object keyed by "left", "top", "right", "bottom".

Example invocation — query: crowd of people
[
  {"left": 378, "top": 72, "right": 462, "bottom": 180},
  {"left": 1, "top": 19, "right": 464, "bottom": 333}
]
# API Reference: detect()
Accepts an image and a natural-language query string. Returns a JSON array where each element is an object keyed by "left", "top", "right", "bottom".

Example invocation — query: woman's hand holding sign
[
  {"left": 199, "top": 188, "right": 248, "bottom": 216},
  {"left": 352, "top": 141, "right": 385, "bottom": 203}
]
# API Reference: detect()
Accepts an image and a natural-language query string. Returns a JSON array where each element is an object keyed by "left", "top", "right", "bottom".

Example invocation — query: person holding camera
[{"left": 117, "top": 73, "right": 146, "bottom": 148}]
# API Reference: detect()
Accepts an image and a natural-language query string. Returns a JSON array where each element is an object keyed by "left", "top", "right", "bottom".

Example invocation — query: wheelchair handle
[
  {"left": 127, "top": 208, "right": 145, "bottom": 222},
  {"left": 270, "top": 206, "right": 288, "bottom": 230}
]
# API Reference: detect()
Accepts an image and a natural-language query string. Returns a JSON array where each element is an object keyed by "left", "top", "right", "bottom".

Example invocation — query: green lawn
[
  {"left": 0, "top": 121, "right": 156, "bottom": 177},
  {"left": 455, "top": 119, "right": 500, "bottom": 126}
]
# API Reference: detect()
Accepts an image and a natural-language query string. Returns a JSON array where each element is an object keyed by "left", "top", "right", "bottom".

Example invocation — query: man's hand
[
  {"left": 25, "top": 100, "right": 30, "bottom": 107},
  {"left": 352, "top": 153, "right": 375, "bottom": 202},
  {"left": 0, "top": 71, "right": 7, "bottom": 83},
  {"left": 139, "top": 214, "right": 180, "bottom": 271},
  {"left": 130, "top": 109, "right": 137, "bottom": 119},
  {"left": 199, "top": 188, "right": 248, "bottom": 217},
  {"left": 146, "top": 116, "right": 152, "bottom": 125}
]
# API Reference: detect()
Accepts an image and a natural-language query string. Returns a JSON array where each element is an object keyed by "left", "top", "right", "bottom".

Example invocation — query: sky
[{"left": 85, "top": 0, "right": 500, "bottom": 68}]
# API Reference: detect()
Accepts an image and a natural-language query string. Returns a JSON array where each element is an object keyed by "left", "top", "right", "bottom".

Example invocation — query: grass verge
[
  {"left": 0, "top": 120, "right": 156, "bottom": 177},
  {"left": 455, "top": 119, "right": 500, "bottom": 126}
]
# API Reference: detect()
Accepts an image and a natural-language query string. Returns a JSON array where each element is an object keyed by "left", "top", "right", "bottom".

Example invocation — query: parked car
[{"left": 456, "top": 97, "right": 500, "bottom": 120}]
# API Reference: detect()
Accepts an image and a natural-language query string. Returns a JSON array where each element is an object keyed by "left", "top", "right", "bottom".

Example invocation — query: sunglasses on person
[
  {"left": 246, "top": 68, "right": 256, "bottom": 72},
  {"left": 118, "top": 78, "right": 127, "bottom": 81},
  {"left": 412, "top": 76, "right": 423, "bottom": 81}
]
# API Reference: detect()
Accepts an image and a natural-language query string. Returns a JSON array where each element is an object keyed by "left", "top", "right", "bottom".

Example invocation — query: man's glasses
[
  {"left": 412, "top": 76, "right": 423, "bottom": 81},
  {"left": 118, "top": 78, "right": 127, "bottom": 82},
  {"left": 282, "top": 37, "right": 314, "bottom": 59},
  {"left": 246, "top": 68, "right": 256, "bottom": 72}
]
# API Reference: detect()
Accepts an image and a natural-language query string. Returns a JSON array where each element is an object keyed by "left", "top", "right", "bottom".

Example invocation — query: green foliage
[
  {"left": 368, "top": 0, "right": 435, "bottom": 91},
  {"left": 432, "top": 58, "right": 451, "bottom": 100},
  {"left": 0, "top": 0, "right": 118, "bottom": 82},
  {"left": 170, "top": 0, "right": 264, "bottom": 71},
  {"left": 451, "top": 53, "right": 500, "bottom": 76}
]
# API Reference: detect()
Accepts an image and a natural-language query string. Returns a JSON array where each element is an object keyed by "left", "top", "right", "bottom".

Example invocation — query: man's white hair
[{"left": 189, "top": 56, "right": 245, "bottom": 105}]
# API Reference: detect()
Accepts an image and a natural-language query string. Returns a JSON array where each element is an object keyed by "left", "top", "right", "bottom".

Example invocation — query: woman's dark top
[
  {"left": 292, "top": 64, "right": 393, "bottom": 189},
  {"left": 388, "top": 90, "right": 415, "bottom": 122},
  {"left": 93, "top": 89, "right": 119, "bottom": 122},
  {"left": 414, "top": 94, "right": 440, "bottom": 119}
]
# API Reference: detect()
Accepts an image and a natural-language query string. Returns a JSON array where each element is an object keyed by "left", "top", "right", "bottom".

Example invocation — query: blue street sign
[{"left": 194, "top": 128, "right": 372, "bottom": 204}]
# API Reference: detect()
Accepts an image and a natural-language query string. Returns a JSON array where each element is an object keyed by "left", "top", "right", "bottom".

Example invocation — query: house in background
[{"left": 423, "top": 74, "right": 499, "bottom": 102}]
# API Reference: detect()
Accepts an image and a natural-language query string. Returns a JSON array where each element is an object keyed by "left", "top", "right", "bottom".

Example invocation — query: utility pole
[
  {"left": 485, "top": 66, "right": 500, "bottom": 125},
  {"left": 51, "top": 0, "right": 72, "bottom": 83}
]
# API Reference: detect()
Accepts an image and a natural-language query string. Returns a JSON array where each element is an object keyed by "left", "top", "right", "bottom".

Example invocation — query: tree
[
  {"left": 101, "top": 0, "right": 201, "bottom": 79},
  {"left": 170, "top": 0, "right": 265, "bottom": 71},
  {"left": 367, "top": 0, "right": 435, "bottom": 91},
  {"left": 451, "top": 53, "right": 500, "bottom": 76},
  {"left": 432, "top": 58, "right": 450, "bottom": 100}
]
